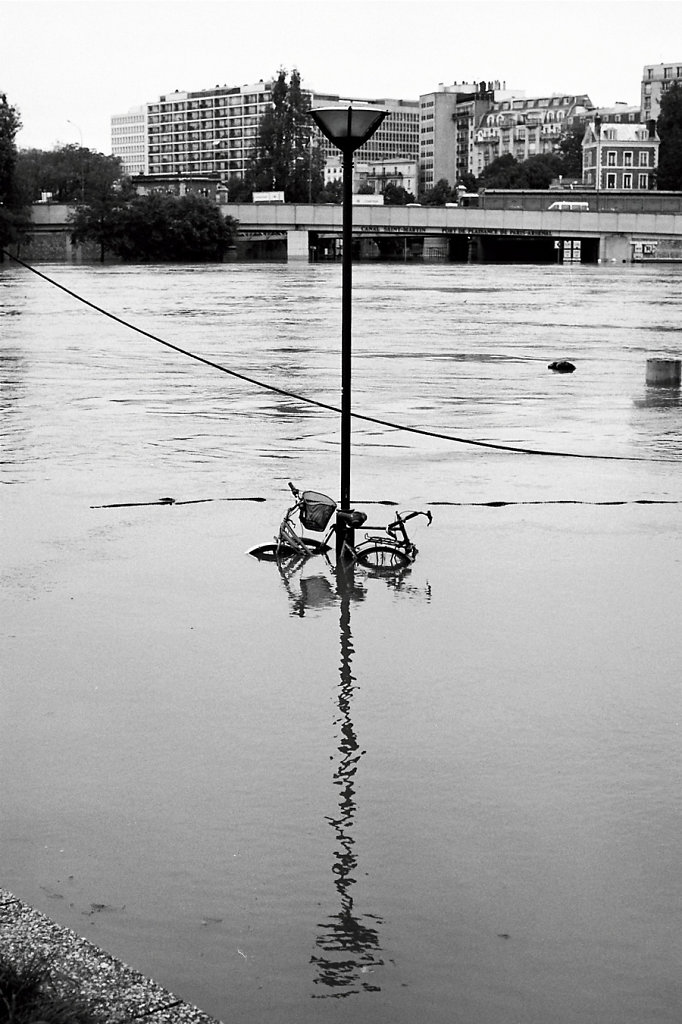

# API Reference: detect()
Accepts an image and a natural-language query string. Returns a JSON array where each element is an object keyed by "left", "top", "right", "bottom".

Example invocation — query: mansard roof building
[{"left": 473, "top": 93, "right": 592, "bottom": 174}]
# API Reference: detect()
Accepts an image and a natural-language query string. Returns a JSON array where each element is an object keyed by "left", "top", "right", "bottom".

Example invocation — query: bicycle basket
[{"left": 299, "top": 490, "right": 337, "bottom": 532}]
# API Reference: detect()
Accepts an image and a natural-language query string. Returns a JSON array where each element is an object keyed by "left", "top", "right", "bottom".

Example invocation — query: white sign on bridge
[{"left": 252, "top": 191, "right": 285, "bottom": 204}]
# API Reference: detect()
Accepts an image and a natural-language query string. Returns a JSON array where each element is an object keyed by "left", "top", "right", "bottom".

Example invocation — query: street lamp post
[
  {"left": 310, "top": 105, "right": 388, "bottom": 561},
  {"left": 66, "top": 119, "right": 85, "bottom": 203},
  {"left": 594, "top": 114, "right": 603, "bottom": 191}
]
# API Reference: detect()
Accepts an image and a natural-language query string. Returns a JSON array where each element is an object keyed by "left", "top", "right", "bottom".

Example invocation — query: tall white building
[
  {"left": 110, "top": 106, "right": 148, "bottom": 175},
  {"left": 144, "top": 82, "right": 272, "bottom": 179},
  {"left": 111, "top": 82, "right": 419, "bottom": 183},
  {"left": 418, "top": 81, "right": 518, "bottom": 189}
]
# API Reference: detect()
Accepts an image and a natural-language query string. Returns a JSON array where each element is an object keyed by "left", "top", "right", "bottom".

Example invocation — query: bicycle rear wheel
[{"left": 355, "top": 543, "right": 411, "bottom": 570}]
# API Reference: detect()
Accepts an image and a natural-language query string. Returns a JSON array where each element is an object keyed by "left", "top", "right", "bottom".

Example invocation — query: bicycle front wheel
[
  {"left": 355, "top": 543, "right": 411, "bottom": 570},
  {"left": 248, "top": 538, "right": 330, "bottom": 561}
]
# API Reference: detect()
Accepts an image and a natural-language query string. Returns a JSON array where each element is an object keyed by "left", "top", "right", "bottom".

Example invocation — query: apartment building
[
  {"left": 112, "top": 83, "right": 419, "bottom": 182},
  {"left": 456, "top": 83, "right": 524, "bottom": 180},
  {"left": 325, "top": 157, "right": 418, "bottom": 196},
  {"left": 641, "top": 62, "right": 682, "bottom": 121},
  {"left": 144, "top": 82, "right": 273, "bottom": 179},
  {"left": 582, "top": 118, "right": 658, "bottom": 190},
  {"left": 473, "top": 93, "right": 592, "bottom": 175},
  {"left": 363, "top": 158, "right": 417, "bottom": 197},
  {"left": 595, "top": 103, "right": 641, "bottom": 124},
  {"left": 417, "top": 81, "right": 525, "bottom": 190}
]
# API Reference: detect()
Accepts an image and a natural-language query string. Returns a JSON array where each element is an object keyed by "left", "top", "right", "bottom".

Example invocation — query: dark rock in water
[{"left": 548, "top": 360, "right": 576, "bottom": 373}]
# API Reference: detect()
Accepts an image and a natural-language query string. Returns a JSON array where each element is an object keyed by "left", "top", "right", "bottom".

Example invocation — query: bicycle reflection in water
[
  {"left": 249, "top": 483, "right": 431, "bottom": 996},
  {"left": 273, "top": 547, "right": 431, "bottom": 618}
]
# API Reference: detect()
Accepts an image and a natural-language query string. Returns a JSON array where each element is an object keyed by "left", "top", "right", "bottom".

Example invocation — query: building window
[
  {"left": 623, "top": 173, "right": 632, "bottom": 189},
  {"left": 664, "top": 66, "right": 672, "bottom": 78},
  {"left": 624, "top": 151, "right": 633, "bottom": 166},
  {"left": 607, "top": 150, "right": 616, "bottom": 166},
  {"left": 638, "top": 173, "right": 648, "bottom": 188},
  {"left": 639, "top": 151, "right": 649, "bottom": 166},
  {"left": 606, "top": 173, "right": 616, "bottom": 189}
]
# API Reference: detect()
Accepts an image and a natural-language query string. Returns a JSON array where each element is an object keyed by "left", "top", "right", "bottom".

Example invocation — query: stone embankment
[{"left": 0, "top": 889, "right": 223, "bottom": 1024}]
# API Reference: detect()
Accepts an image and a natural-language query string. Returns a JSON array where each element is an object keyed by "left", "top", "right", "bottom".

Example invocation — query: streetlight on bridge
[
  {"left": 66, "top": 120, "right": 85, "bottom": 203},
  {"left": 309, "top": 104, "right": 388, "bottom": 562}
]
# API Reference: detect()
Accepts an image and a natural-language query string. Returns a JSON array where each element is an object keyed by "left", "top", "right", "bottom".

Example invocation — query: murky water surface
[{"left": 2, "top": 261, "right": 682, "bottom": 1023}]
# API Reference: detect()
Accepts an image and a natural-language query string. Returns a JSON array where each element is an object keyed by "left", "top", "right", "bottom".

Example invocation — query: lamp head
[{"left": 310, "top": 105, "right": 388, "bottom": 154}]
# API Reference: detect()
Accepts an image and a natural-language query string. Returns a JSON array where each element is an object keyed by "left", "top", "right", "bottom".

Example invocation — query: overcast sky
[{"left": 2, "top": 0, "right": 681, "bottom": 154}]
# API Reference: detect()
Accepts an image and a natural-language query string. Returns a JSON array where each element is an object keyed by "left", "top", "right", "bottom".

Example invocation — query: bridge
[
  {"left": 228, "top": 203, "right": 682, "bottom": 264},
  {"left": 23, "top": 202, "right": 682, "bottom": 264}
]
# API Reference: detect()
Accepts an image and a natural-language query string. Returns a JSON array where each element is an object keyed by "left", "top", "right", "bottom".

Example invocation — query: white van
[{"left": 548, "top": 201, "right": 589, "bottom": 212}]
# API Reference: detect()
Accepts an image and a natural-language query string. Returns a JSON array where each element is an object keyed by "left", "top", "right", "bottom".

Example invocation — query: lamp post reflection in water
[
  {"left": 264, "top": 556, "right": 430, "bottom": 994},
  {"left": 311, "top": 567, "right": 384, "bottom": 997}
]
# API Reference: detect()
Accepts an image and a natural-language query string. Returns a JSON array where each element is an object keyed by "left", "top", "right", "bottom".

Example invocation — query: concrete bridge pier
[
  {"left": 424, "top": 236, "right": 449, "bottom": 261},
  {"left": 467, "top": 236, "right": 483, "bottom": 263},
  {"left": 599, "top": 233, "right": 632, "bottom": 264},
  {"left": 287, "top": 229, "right": 310, "bottom": 260}
]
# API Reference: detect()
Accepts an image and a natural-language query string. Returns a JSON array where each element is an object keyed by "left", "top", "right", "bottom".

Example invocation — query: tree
[
  {"left": 225, "top": 174, "right": 253, "bottom": 203},
  {"left": 478, "top": 154, "right": 519, "bottom": 189},
  {"left": 515, "top": 153, "right": 565, "bottom": 189},
  {"left": 557, "top": 121, "right": 586, "bottom": 179},
  {"left": 0, "top": 93, "right": 26, "bottom": 250},
  {"left": 251, "top": 68, "right": 324, "bottom": 202},
  {"left": 419, "top": 178, "right": 457, "bottom": 205},
  {"left": 383, "top": 182, "right": 414, "bottom": 205},
  {"left": 656, "top": 82, "right": 682, "bottom": 190},
  {"left": 71, "top": 192, "right": 236, "bottom": 262},
  {"left": 457, "top": 172, "right": 478, "bottom": 193},
  {"left": 14, "top": 145, "right": 123, "bottom": 205},
  {"left": 477, "top": 151, "right": 566, "bottom": 191},
  {"left": 69, "top": 179, "right": 136, "bottom": 261},
  {"left": 315, "top": 180, "right": 342, "bottom": 204}
]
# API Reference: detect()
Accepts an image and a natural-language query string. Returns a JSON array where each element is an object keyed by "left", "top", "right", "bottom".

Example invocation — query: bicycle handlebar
[{"left": 391, "top": 509, "right": 432, "bottom": 528}]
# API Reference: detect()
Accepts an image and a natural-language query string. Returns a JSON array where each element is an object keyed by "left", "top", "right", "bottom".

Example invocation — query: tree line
[{"left": 3, "top": 77, "right": 682, "bottom": 258}]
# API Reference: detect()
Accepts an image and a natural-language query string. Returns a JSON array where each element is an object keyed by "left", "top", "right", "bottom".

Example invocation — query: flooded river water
[{"left": 2, "top": 260, "right": 682, "bottom": 1023}]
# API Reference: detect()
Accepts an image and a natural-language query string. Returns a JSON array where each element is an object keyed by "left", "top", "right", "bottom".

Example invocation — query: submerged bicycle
[{"left": 248, "top": 482, "right": 432, "bottom": 569}]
